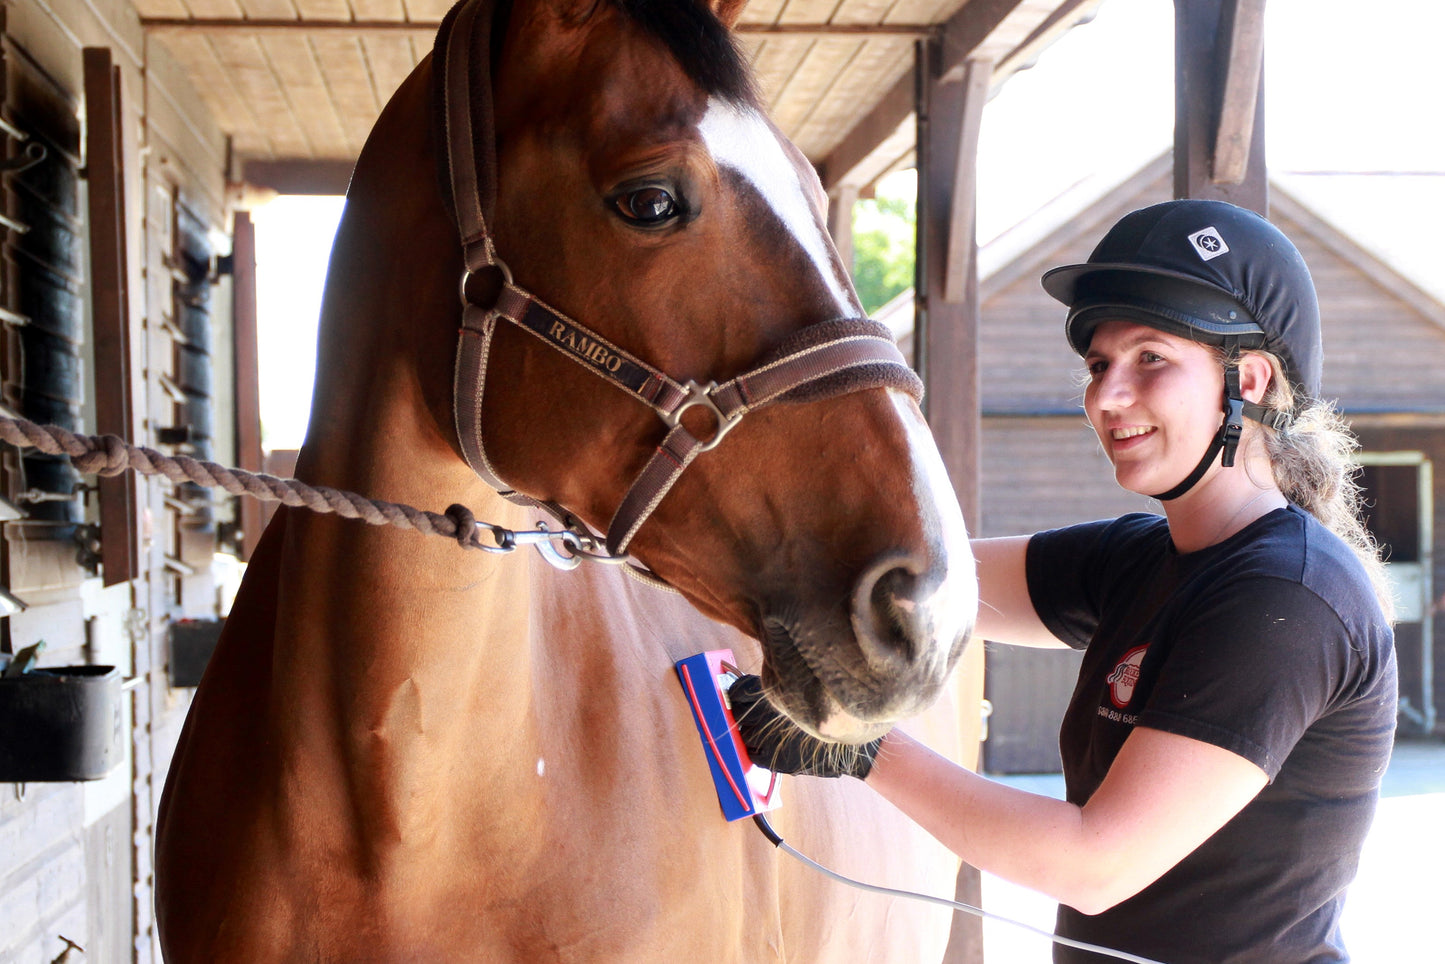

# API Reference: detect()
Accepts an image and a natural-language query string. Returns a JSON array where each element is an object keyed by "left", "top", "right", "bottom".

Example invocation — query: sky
[{"left": 252, "top": 0, "right": 1444, "bottom": 450}]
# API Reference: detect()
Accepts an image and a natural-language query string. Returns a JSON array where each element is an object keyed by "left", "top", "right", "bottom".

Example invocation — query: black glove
[{"left": 728, "top": 675, "right": 883, "bottom": 779}]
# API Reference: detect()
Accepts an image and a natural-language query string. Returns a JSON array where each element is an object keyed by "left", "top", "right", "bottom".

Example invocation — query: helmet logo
[{"left": 1187, "top": 226, "right": 1230, "bottom": 262}]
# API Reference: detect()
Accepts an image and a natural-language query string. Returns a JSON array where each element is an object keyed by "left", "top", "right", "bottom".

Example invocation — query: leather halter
[{"left": 434, "top": 0, "right": 923, "bottom": 562}]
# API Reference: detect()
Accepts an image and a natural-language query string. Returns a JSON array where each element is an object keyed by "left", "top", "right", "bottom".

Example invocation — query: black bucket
[
  {"left": 0, "top": 665, "right": 123, "bottom": 781},
  {"left": 168, "top": 619, "right": 223, "bottom": 688}
]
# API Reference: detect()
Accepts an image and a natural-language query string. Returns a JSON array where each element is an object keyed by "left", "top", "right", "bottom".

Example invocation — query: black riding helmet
[{"left": 1041, "top": 199, "right": 1323, "bottom": 501}]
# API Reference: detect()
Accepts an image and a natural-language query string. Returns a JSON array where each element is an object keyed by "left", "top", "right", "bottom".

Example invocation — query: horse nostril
[{"left": 852, "top": 554, "right": 931, "bottom": 670}]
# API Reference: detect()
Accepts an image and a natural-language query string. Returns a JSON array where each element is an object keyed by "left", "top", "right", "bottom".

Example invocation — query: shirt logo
[
  {"left": 1187, "top": 226, "right": 1229, "bottom": 262},
  {"left": 1106, "top": 644, "right": 1149, "bottom": 708}
]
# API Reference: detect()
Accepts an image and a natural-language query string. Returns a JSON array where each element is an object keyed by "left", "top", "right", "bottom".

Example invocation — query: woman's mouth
[{"left": 1109, "top": 425, "right": 1156, "bottom": 453}]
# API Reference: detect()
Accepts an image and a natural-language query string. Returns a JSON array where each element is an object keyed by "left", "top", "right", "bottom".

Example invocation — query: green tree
[{"left": 850, "top": 183, "right": 916, "bottom": 315}]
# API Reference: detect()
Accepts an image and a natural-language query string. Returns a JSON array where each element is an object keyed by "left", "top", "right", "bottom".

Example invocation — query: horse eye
[{"left": 614, "top": 186, "right": 681, "bottom": 225}]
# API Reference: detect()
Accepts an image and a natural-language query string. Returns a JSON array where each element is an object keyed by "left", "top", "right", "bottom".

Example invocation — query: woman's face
[{"left": 1082, "top": 320, "right": 1224, "bottom": 496}]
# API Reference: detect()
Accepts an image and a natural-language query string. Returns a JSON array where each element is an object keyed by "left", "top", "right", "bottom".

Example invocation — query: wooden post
[
  {"left": 1174, "top": 0, "right": 1268, "bottom": 212},
  {"left": 917, "top": 40, "right": 991, "bottom": 964},
  {"left": 83, "top": 48, "right": 139, "bottom": 586},
  {"left": 231, "top": 211, "right": 263, "bottom": 560},
  {"left": 918, "top": 51, "right": 988, "bottom": 532},
  {"left": 827, "top": 183, "right": 859, "bottom": 282}
]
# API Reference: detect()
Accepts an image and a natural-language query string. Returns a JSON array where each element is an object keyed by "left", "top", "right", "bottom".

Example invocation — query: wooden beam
[
  {"left": 231, "top": 212, "right": 263, "bottom": 562},
  {"left": 1212, "top": 0, "right": 1266, "bottom": 184},
  {"left": 819, "top": 0, "right": 1027, "bottom": 191},
  {"left": 83, "top": 48, "right": 140, "bottom": 587},
  {"left": 917, "top": 49, "right": 990, "bottom": 964},
  {"left": 827, "top": 184, "right": 859, "bottom": 281},
  {"left": 1174, "top": 0, "right": 1267, "bottom": 211},
  {"left": 943, "top": 57, "right": 992, "bottom": 304},
  {"left": 141, "top": 18, "right": 938, "bottom": 39},
  {"left": 243, "top": 159, "right": 355, "bottom": 195}
]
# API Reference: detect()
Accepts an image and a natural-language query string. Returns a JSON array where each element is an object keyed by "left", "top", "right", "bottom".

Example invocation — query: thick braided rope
[{"left": 0, "top": 414, "right": 486, "bottom": 549}]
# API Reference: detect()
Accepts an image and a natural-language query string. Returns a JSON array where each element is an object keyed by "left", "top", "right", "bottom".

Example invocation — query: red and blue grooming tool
[{"left": 676, "top": 650, "right": 781, "bottom": 822}]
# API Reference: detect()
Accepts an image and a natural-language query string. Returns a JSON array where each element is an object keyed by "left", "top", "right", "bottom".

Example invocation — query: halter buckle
[{"left": 661, "top": 381, "right": 740, "bottom": 453}]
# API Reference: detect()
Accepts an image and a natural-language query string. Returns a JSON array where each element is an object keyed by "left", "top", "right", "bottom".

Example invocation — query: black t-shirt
[{"left": 1026, "top": 505, "right": 1397, "bottom": 964}]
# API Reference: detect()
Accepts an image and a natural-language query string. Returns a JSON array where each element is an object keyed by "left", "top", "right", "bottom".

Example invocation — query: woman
[{"left": 734, "top": 199, "right": 1398, "bottom": 963}]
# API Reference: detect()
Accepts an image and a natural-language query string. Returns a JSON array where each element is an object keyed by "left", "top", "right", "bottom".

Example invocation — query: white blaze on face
[{"left": 697, "top": 98, "right": 853, "bottom": 311}]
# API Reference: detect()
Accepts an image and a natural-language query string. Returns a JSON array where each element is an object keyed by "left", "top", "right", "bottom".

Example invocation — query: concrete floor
[{"left": 979, "top": 738, "right": 1445, "bottom": 962}]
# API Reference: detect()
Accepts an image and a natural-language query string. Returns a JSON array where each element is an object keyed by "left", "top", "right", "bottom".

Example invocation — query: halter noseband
[{"left": 436, "top": 0, "right": 923, "bottom": 568}]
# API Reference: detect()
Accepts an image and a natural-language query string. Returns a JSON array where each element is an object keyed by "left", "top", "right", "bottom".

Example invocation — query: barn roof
[{"left": 132, "top": 0, "right": 1100, "bottom": 193}]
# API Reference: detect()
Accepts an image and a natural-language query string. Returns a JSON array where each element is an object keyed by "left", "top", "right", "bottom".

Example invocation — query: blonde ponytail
[{"left": 1250, "top": 352, "right": 1395, "bottom": 621}]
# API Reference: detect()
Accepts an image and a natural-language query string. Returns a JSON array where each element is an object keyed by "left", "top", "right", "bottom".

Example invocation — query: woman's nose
[{"left": 1091, "top": 366, "right": 1135, "bottom": 410}]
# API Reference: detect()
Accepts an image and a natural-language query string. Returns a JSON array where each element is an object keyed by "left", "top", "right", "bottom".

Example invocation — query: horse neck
[{"left": 267, "top": 59, "right": 566, "bottom": 819}]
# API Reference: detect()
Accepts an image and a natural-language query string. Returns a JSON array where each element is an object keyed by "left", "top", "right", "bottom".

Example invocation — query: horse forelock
[{"left": 614, "top": 0, "right": 758, "bottom": 106}]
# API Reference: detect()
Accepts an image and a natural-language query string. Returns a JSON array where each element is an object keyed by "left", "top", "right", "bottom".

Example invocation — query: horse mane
[{"left": 613, "top": 0, "right": 758, "bottom": 105}]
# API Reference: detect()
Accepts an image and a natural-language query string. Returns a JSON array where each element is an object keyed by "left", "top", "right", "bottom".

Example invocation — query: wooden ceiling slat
[
  {"left": 832, "top": 0, "right": 897, "bottom": 25},
  {"left": 748, "top": 38, "right": 814, "bottom": 109},
  {"left": 361, "top": 34, "right": 422, "bottom": 110},
  {"left": 887, "top": 0, "right": 966, "bottom": 24},
  {"left": 308, "top": 33, "right": 384, "bottom": 154},
  {"left": 157, "top": 33, "right": 263, "bottom": 148},
  {"left": 737, "top": 0, "right": 788, "bottom": 27},
  {"left": 261, "top": 33, "right": 350, "bottom": 157},
  {"left": 403, "top": 0, "right": 457, "bottom": 20},
  {"left": 294, "top": 0, "right": 353, "bottom": 19},
  {"left": 209, "top": 33, "right": 311, "bottom": 156},
  {"left": 236, "top": 0, "right": 299, "bottom": 18},
  {"left": 133, "top": 0, "right": 190, "bottom": 17},
  {"left": 351, "top": 0, "right": 408, "bottom": 19},
  {"left": 796, "top": 38, "right": 911, "bottom": 154},
  {"left": 181, "top": 0, "right": 246, "bottom": 17},
  {"left": 770, "top": 38, "right": 864, "bottom": 135},
  {"left": 777, "top": 0, "right": 841, "bottom": 26}
]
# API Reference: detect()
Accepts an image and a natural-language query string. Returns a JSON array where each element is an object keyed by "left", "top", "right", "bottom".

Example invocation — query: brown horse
[{"left": 155, "top": 0, "right": 977, "bottom": 959}]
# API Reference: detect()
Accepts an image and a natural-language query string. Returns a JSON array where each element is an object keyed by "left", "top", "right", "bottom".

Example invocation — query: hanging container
[{"left": 0, "top": 664, "right": 123, "bottom": 781}]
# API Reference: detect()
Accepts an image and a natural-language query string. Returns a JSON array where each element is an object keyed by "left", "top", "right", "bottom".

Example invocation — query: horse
[{"left": 155, "top": 0, "right": 978, "bottom": 959}]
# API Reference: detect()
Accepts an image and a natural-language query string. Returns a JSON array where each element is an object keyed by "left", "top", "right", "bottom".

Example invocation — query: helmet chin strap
[{"left": 1149, "top": 351, "right": 1292, "bottom": 502}]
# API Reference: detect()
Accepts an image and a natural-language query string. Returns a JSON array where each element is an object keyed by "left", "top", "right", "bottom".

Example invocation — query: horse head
[{"left": 405, "top": 0, "right": 977, "bottom": 741}]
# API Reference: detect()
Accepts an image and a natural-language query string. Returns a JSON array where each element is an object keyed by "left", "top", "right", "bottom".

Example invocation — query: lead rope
[{"left": 0, "top": 412, "right": 592, "bottom": 558}]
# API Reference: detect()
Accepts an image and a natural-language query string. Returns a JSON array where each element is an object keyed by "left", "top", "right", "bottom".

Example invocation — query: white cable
[{"left": 769, "top": 832, "right": 1168, "bottom": 964}]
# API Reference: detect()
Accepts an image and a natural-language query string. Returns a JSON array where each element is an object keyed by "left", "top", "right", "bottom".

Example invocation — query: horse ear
[{"left": 711, "top": 0, "right": 747, "bottom": 28}]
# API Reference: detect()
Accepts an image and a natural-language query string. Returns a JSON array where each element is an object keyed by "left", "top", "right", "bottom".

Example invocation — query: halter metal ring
[
  {"left": 459, "top": 258, "right": 515, "bottom": 307},
  {"left": 661, "top": 380, "right": 740, "bottom": 453}
]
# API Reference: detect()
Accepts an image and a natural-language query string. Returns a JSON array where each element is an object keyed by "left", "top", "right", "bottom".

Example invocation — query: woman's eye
[
  {"left": 1141, "top": 351, "right": 1165, "bottom": 364},
  {"left": 1087, "top": 360, "right": 1107, "bottom": 377},
  {"left": 614, "top": 186, "right": 681, "bottom": 225}
]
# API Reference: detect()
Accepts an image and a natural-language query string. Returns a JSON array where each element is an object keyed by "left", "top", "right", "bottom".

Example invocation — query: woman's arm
[
  {"left": 972, "top": 535, "right": 1068, "bottom": 648},
  {"left": 865, "top": 725, "right": 1268, "bottom": 915}
]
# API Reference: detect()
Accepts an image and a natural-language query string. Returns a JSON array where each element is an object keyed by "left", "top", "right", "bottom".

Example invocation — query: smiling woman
[{"left": 738, "top": 197, "right": 1399, "bottom": 964}]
